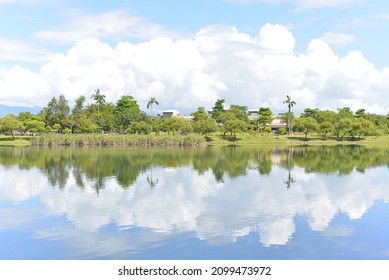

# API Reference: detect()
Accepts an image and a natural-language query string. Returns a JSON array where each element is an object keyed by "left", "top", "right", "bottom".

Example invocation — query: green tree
[
  {"left": 334, "top": 108, "right": 355, "bottom": 139},
  {"left": 45, "top": 97, "right": 59, "bottom": 126},
  {"left": 74, "top": 115, "right": 97, "bottom": 133},
  {"left": 257, "top": 107, "right": 273, "bottom": 132},
  {"left": 316, "top": 110, "right": 337, "bottom": 124},
  {"left": 229, "top": 105, "right": 248, "bottom": 121},
  {"left": 63, "top": 127, "right": 71, "bottom": 134},
  {"left": 220, "top": 113, "right": 247, "bottom": 137},
  {"left": 69, "top": 95, "right": 87, "bottom": 132},
  {"left": 283, "top": 95, "right": 296, "bottom": 135},
  {"left": 351, "top": 118, "right": 375, "bottom": 138},
  {"left": 114, "top": 95, "right": 141, "bottom": 133},
  {"left": 318, "top": 121, "right": 334, "bottom": 138},
  {"left": 350, "top": 118, "right": 363, "bottom": 138},
  {"left": 45, "top": 125, "right": 52, "bottom": 134},
  {"left": 355, "top": 108, "right": 367, "bottom": 119},
  {"left": 0, "top": 114, "right": 24, "bottom": 139},
  {"left": 25, "top": 119, "right": 46, "bottom": 135},
  {"left": 337, "top": 107, "right": 354, "bottom": 119},
  {"left": 302, "top": 108, "right": 320, "bottom": 119},
  {"left": 72, "top": 95, "right": 86, "bottom": 115},
  {"left": 91, "top": 89, "right": 106, "bottom": 113},
  {"left": 222, "top": 119, "right": 247, "bottom": 137},
  {"left": 17, "top": 112, "right": 35, "bottom": 133},
  {"left": 211, "top": 99, "right": 225, "bottom": 122},
  {"left": 365, "top": 113, "right": 389, "bottom": 134},
  {"left": 359, "top": 118, "right": 377, "bottom": 137},
  {"left": 162, "top": 117, "right": 175, "bottom": 135},
  {"left": 58, "top": 94, "right": 70, "bottom": 119},
  {"left": 17, "top": 111, "right": 35, "bottom": 122},
  {"left": 278, "top": 127, "right": 287, "bottom": 135},
  {"left": 191, "top": 106, "right": 208, "bottom": 122},
  {"left": 193, "top": 118, "right": 218, "bottom": 137},
  {"left": 53, "top": 123, "right": 61, "bottom": 133},
  {"left": 163, "top": 117, "right": 193, "bottom": 135},
  {"left": 44, "top": 94, "right": 70, "bottom": 131},
  {"left": 151, "top": 117, "right": 163, "bottom": 135},
  {"left": 99, "top": 103, "right": 116, "bottom": 133},
  {"left": 65, "top": 115, "right": 77, "bottom": 134},
  {"left": 192, "top": 106, "right": 217, "bottom": 137},
  {"left": 172, "top": 118, "right": 193, "bottom": 135},
  {"left": 85, "top": 102, "right": 114, "bottom": 133},
  {"left": 293, "top": 117, "right": 318, "bottom": 139},
  {"left": 129, "top": 121, "right": 152, "bottom": 135},
  {"left": 334, "top": 117, "right": 353, "bottom": 139},
  {"left": 91, "top": 89, "right": 106, "bottom": 131}
]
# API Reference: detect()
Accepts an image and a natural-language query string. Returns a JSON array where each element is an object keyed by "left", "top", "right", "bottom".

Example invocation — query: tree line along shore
[{"left": 1, "top": 91, "right": 389, "bottom": 146}]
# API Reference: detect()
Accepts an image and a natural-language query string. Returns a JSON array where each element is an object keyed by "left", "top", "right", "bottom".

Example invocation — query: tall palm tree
[
  {"left": 147, "top": 97, "right": 159, "bottom": 116},
  {"left": 91, "top": 89, "right": 106, "bottom": 115},
  {"left": 283, "top": 95, "right": 296, "bottom": 136},
  {"left": 91, "top": 89, "right": 106, "bottom": 132}
]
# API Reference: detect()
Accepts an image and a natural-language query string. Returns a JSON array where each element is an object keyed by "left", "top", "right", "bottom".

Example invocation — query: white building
[{"left": 162, "top": 110, "right": 180, "bottom": 119}]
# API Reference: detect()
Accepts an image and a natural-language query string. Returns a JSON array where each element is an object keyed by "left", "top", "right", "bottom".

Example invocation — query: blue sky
[{"left": 1, "top": 0, "right": 389, "bottom": 114}]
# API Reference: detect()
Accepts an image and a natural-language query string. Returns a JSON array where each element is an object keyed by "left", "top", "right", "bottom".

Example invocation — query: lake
[{"left": 1, "top": 145, "right": 389, "bottom": 260}]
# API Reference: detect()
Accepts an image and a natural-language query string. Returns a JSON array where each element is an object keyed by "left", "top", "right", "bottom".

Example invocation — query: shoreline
[{"left": 1, "top": 133, "right": 389, "bottom": 147}]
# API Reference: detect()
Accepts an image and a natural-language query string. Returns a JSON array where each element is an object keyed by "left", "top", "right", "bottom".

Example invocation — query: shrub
[{"left": 278, "top": 128, "right": 287, "bottom": 135}]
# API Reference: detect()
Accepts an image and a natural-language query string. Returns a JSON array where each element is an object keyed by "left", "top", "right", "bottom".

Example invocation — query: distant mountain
[{"left": 0, "top": 105, "right": 42, "bottom": 117}]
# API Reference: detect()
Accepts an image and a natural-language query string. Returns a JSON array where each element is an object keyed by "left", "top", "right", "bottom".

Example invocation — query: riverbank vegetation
[
  {"left": 0, "top": 136, "right": 31, "bottom": 147},
  {"left": 1, "top": 91, "right": 389, "bottom": 146},
  {"left": 2, "top": 132, "right": 389, "bottom": 147},
  {"left": 29, "top": 133, "right": 206, "bottom": 147}
]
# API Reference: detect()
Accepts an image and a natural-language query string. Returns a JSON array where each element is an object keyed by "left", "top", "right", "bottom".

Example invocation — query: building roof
[{"left": 162, "top": 110, "right": 180, "bottom": 115}]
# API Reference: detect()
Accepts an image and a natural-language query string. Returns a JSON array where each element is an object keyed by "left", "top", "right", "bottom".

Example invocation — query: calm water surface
[{"left": 1, "top": 145, "right": 389, "bottom": 259}]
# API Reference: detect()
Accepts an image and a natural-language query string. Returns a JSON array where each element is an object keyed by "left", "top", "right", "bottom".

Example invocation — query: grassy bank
[
  {"left": 206, "top": 133, "right": 389, "bottom": 146},
  {"left": 0, "top": 136, "right": 31, "bottom": 147},
  {"left": 29, "top": 133, "right": 207, "bottom": 147},
  {"left": 2, "top": 133, "right": 389, "bottom": 147}
]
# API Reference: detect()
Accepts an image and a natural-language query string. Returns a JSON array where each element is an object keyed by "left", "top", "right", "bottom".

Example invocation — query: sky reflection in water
[{"left": 0, "top": 146, "right": 389, "bottom": 259}]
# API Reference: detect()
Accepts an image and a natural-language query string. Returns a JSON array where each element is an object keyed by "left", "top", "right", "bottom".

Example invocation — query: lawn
[
  {"left": 206, "top": 132, "right": 389, "bottom": 146},
  {"left": 0, "top": 136, "right": 32, "bottom": 147}
]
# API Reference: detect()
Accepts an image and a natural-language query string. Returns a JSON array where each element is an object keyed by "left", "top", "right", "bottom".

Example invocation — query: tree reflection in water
[
  {"left": 284, "top": 147, "right": 296, "bottom": 189},
  {"left": 1, "top": 145, "right": 389, "bottom": 193},
  {"left": 147, "top": 169, "right": 159, "bottom": 187}
]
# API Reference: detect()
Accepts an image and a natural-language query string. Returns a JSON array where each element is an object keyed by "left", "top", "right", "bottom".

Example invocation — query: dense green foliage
[
  {"left": 257, "top": 107, "right": 273, "bottom": 132},
  {"left": 293, "top": 106, "right": 387, "bottom": 139},
  {"left": 0, "top": 115, "right": 24, "bottom": 139},
  {"left": 1, "top": 92, "right": 389, "bottom": 144}
]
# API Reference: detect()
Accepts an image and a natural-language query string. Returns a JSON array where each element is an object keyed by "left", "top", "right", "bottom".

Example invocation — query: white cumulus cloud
[
  {"left": 0, "top": 37, "right": 52, "bottom": 63},
  {"left": 322, "top": 32, "right": 355, "bottom": 47},
  {"left": 34, "top": 10, "right": 180, "bottom": 44},
  {"left": 1, "top": 23, "right": 389, "bottom": 114},
  {"left": 257, "top": 23, "right": 296, "bottom": 54}
]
